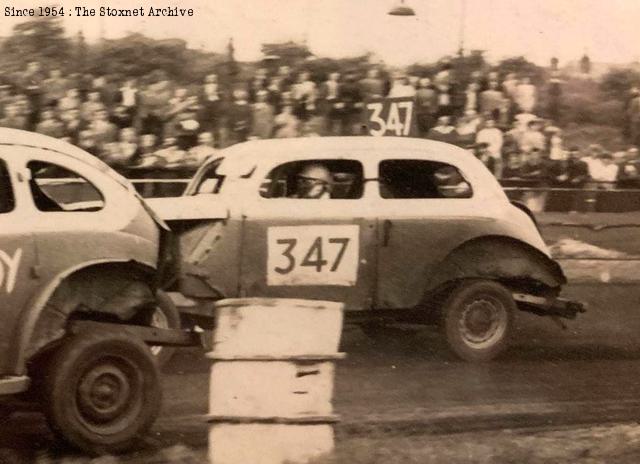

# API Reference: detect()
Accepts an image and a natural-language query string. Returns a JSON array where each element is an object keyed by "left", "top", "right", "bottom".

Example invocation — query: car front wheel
[
  {"left": 441, "top": 280, "right": 514, "bottom": 362},
  {"left": 41, "top": 331, "right": 161, "bottom": 454}
]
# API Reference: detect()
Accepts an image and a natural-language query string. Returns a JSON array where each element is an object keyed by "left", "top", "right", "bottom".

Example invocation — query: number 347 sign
[
  {"left": 364, "top": 97, "right": 417, "bottom": 137},
  {"left": 267, "top": 225, "right": 360, "bottom": 286}
]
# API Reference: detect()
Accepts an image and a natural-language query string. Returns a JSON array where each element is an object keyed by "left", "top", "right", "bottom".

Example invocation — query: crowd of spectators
[{"left": 1, "top": 60, "right": 639, "bottom": 190}]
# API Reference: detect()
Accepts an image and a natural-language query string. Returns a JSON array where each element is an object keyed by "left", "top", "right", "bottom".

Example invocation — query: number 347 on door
[{"left": 267, "top": 225, "right": 360, "bottom": 286}]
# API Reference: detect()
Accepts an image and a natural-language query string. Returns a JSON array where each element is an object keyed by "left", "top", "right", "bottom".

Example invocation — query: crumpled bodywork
[
  {"left": 426, "top": 236, "right": 567, "bottom": 297},
  {"left": 23, "top": 263, "right": 156, "bottom": 362}
]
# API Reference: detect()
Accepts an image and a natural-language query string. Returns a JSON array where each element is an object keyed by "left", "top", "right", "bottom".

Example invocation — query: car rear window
[
  {"left": 0, "top": 159, "right": 15, "bottom": 214},
  {"left": 379, "top": 159, "right": 472, "bottom": 199}
]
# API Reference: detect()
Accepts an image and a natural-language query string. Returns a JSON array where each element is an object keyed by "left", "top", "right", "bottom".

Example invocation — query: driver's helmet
[{"left": 296, "top": 163, "right": 333, "bottom": 198}]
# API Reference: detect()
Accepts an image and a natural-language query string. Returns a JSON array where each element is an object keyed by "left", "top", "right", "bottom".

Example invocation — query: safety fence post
[{"left": 207, "top": 298, "right": 345, "bottom": 464}]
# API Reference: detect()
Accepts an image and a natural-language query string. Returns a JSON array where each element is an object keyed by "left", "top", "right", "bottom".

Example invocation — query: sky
[{"left": 1, "top": 0, "right": 640, "bottom": 66}]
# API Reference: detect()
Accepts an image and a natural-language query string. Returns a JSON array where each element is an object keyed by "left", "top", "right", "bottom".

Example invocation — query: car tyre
[
  {"left": 441, "top": 280, "right": 514, "bottom": 362},
  {"left": 41, "top": 331, "right": 161, "bottom": 454},
  {"left": 148, "top": 290, "right": 181, "bottom": 366}
]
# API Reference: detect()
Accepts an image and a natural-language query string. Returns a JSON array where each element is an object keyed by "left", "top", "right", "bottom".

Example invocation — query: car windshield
[{"left": 192, "top": 158, "right": 225, "bottom": 195}]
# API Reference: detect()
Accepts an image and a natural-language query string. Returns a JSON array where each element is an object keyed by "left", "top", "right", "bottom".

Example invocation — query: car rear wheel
[
  {"left": 41, "top": 331, "right": 161, "bottom": 454},
  {"left": 441, "top": 280, "right": 514, "bottom": 362}
]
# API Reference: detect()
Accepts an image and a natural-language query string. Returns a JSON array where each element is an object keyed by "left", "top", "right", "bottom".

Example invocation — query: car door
[
  {"left": 375, "top": 158, "right": 494, "bottom": 310},
  {"left": 238, "top": 158, "right": 377, "bottom": 310},
  {"left": 0, "top": 154, "right": 38, "bottom": 375}
]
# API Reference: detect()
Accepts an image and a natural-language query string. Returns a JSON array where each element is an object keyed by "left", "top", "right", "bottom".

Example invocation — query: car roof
[
  {"left": 214, "top": 136, "right": 484, "bottom": 176},
  {"left": 0, "top": 128, "right": 130, "bottom": 188}
]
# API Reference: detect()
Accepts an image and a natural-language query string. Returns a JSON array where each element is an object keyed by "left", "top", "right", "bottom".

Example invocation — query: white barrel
[
  {"left": 212, "top": 298, "right": 344, "bottom": 357},
  {"left": 208, "top": 299, "right": 344, "bottom": 464},
  {"left": 209, "top": 360, "right": 336, "bottom": 418},
  {"left": 209, "top": 423, "right": 334, "bottom": 464}
]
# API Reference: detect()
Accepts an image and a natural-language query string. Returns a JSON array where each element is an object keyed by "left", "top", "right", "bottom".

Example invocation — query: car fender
[
  {"left": 13, "top": 259, "right": 157, "bottom": 375},
  {"left": 425, "top": 235, "right": 567, "bottom": 298}
]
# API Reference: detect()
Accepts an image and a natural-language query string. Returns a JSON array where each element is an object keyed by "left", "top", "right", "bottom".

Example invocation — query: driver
[{"left": 294, "top": 163, "right": 333, "bottom": 199}]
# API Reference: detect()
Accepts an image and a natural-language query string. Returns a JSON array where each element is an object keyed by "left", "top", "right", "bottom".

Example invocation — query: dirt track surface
[{"left": 3, "top": 278, "right": 640, "bottom": 462}]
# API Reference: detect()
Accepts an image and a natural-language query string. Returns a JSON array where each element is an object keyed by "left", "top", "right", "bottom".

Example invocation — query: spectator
[
  {"left": 22, "top": 61, "right": 45, "bottom": 129},
  {"left": 416, "top": 78, "right": 437, "bottom": 136},
  {"left": 616, "top": 147, "right": 640, "bottom": 189},
  {"left": 515, "top": 76, "right": 536, "bottom": 113},
  {"left": 42, "top": 69, "right": 68, "bottom": 107},
  {"left": 251, "top": 90, "right": 275, "bottom": 139},
  {"left": 35, "top": 109, "right": 65, "bottom": 138},
  {"left": 154, "top": 136, "right": 186, "bottom": 168},
  {"left": 81, "top": 91, "right": 105, "bottom": 122},
  {"left": 502, "top": 151, "right": 523, "bottom": 178},
  {"left": 0, "top": 104, "right": 27, "bottom": 130},
  {"left": 61, "top": 108, "right": 84, "bottom": 143},
  {"left": 388, "top": 73, "right": 415, "bottom": 98},
  {"left": 337, "top": 73, "right": 363, "bottom": 135},
  {"left": 359, "top": 68, "right": 385, "bottom": 100},
  {"left": 119, "top": 78, "right": 139, "bottom": 117},
  {"left": 427, "top": 116, "right": 457, "bottom": 144},
  {"left": 0, "top": 85, "right": 12, "bottom": 119},
  {"left": 547, "top": 127, "right": 565, "bottom": 160},
  {"left": 463, "top": 82, "right": 480, "bottom": 112},
  {"left": 520, "top": 148, "right": 548, "bottom": 181},
  {"left": 479, "top": 81, "right": 504, "bottom": 120},
  {"left": 110, "top": 104, "right": 134, "bottom": 131},
  {"left": 502, "top": 73, "right": 519, "bottom": 101},
  {"left": 436, "top": 83, "right": 453, "bottom": 116},
  {"left": 136, "top": 133, "right": 159, "bottom": 166},
  {"left": 476, "top": 119, "right": 504, "bottom": 177},
  {"left": 200, "top": 73, "right": 222, "bottom": 136},
  {"left": 77, "top": 129, "right": 99, "bottom": 156},
  {"left": 88, "top": 109, "right": 118, "bottom": 151},
  {"left": 187, "top": 132, "right": 217, "bottom": 167},
  {"left": 520, "top": 148, "right": 549, "bottom": 211},
  {"left": 548, "top": 146, "right": 589, "bottom": 188},
  {"left": 226, "top": 89, "right": 252, "bottom": 144},
  {"left": 474, "top": 142, "right": 496, "bottom": 174},
  {"left": 274, "top": 105, "right": 300, "bottom": 138},
  {"left": 588, "top": 152, "right": 618, "bottom": 188},
  {"left": 291, "top": 71, "right": 316, "bottom": 121},
  {"left": 318, "top": 72, "right": 342, "bottom": 135},
  {"left": 520, "top": 119, "right": 546, "bottom": 154},
  {"left": 455, "top": 111, "right": 481, "bottom": 147},
  {"left": 547, "top": 72, "right": 563, "bottom": 122},
  {"left": 58, "top": 88, "right": 81, "bottom": 113},
  {"left": 627, "top": 88, "right": 640, "bottom": 146},
  {"left": 103, "top": 127, "right": 141, "bottom": 169}
]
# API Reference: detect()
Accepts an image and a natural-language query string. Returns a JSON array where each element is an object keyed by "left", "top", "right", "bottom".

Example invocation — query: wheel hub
[
  {"left": 78, "top": 364, "right": 131, "bottom": 423},
  {"left": 459, "top": 298, "right": 503, "bottom": 345}
]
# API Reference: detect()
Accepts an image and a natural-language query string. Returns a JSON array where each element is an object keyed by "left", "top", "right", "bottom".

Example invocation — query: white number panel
[{"left": 267, "top": 225, "right": 360, "bottom": 286}]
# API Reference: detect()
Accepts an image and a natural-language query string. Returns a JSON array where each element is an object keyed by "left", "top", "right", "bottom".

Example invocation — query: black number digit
[
  {"left": 301, "top": 237, "right": 328, "bottom": 272},
  {"left": 328, "top": 238, "right": 349, "bottom": 271},
  {"left": 274, "top": 238, "right": 297, "bottom": 274}
]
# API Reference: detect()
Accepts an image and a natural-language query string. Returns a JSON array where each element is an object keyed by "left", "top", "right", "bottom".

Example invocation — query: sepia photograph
[{"left": 0, "top": 0, "right": 639, "bottom": 462}]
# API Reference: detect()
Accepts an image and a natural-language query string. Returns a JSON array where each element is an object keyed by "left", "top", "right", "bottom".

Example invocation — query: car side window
[
  {"left": 27, "top": 161, "right": 105, "bottom": 212},
  {"left": 0, "top": 159, "right": 15, "bottom": 214},
  {"left": 260, "top": 159, "right": 364, "bottom": 199},
  {"left": 379, "top": 159, "right": 472, "bottom": 199}
]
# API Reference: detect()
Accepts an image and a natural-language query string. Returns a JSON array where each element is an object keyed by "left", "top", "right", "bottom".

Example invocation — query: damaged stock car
[
  {"left": 150, "top": 136, "right": 585, "bottom": 363},
  {"left": 0, "top": 129, "right": 196, "bottom": 454}
]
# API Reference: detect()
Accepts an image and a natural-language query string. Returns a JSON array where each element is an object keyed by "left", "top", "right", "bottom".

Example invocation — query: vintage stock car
[
  {"left": 0, "top": 129, "right": 193, "bottom": 453},
  {"left": 150, "top": 136, "right": 585, "bottom": 362}
]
